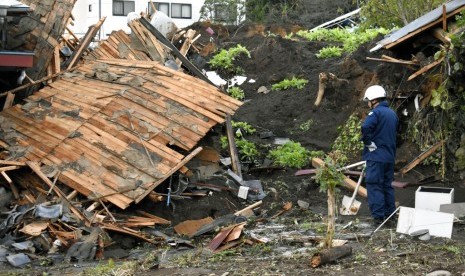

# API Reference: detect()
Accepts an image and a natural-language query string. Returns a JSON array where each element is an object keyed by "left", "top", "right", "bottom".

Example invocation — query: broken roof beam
[
  {"left": 64, "top": 17, "right": 106, "bottom": 70},
  {"left": 139, "top": 17, "right": 215, "bottom": 86},
  {"left": 400, "top": 140, "right": 444, "bottom": 175},
  {"left": 407, "top": 56, "right": 444, "bottom": 81}
]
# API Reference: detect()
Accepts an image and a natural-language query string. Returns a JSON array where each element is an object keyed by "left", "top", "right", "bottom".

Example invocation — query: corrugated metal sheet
[
  {"left": 370, "top": 0, "right": 465, "bottom": 52},
  {"left": 0, "top": 59, "right": 242, "bottom": 209}
]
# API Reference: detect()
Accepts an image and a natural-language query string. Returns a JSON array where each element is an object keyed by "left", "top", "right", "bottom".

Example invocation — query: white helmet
[{"left": 363, "top": 85, "right": 386, "bottom": 101}]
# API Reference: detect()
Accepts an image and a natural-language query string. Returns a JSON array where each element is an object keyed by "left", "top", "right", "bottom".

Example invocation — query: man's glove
[{"left": 367, "top": 142, "right": 377, "bottom": 152}]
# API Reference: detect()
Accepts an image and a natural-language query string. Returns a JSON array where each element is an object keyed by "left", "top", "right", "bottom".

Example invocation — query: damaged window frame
[{"left": 112, "top": 0, "right": 135, "bottom": 16}]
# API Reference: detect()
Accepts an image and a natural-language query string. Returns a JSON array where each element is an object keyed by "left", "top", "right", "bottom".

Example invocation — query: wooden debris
[
  {"left": 312, "top": 158, "right": 367, "bottom": 198},
  {"left": 175, "top": 29, "right": 197, "bottom": 68},
  {"left": 207, "top": 223, "right": 246, "bottom": 252},
  {"left": 226, "top": 115, "right": 242, "bottom": 179},
  {"left": 408, "top": 57, "right": 444, "bottom": 81},
  {"left": 234, "top": 200, "right": 262, "bottom": 217},
  {"left": 366, "top": 56, "right": 418, "bottom": 66},
  {"left": 310, "top": 245, "right": 352, "bottom": 268},
  {"left": 400, "top": 140, "right": 444, "bottom": 175},
  {"left": 1, "top": 171, "right": 19, "bottom": 199},
  {"left": 174, "top": 217, "right": 214, "bottom": 237},
  {"left": 20, "top": 221, "right": 49, "bottom": 236},
  {"left": 64, "top": 17, "right": 106, "bottom": 69},
  {"left": 271, "top": 202, "right": 292, "bottom": 219}
]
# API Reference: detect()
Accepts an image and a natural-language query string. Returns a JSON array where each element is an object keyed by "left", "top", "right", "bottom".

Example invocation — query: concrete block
[
  {"left": 397, "top": 207, "right": 454, "bottom": 239},
  {"left": 415, "top": 186, "right": 454, "bottom": 211},
  {"left": 440, "top": 202, "right": 465, "bottom": 218}
]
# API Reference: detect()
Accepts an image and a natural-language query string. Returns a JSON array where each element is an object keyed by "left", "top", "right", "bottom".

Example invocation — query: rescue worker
[{"left": 361, "top": 85, "right": 398, "bottom": 226}]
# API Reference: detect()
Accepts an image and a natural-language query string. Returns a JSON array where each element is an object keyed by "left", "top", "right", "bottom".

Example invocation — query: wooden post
[
  {"left": 226, "top": 115, "right": 242, "bottom": 179},
  {"left": 443, "top": 5, "right": 447, "bottom": 31}
]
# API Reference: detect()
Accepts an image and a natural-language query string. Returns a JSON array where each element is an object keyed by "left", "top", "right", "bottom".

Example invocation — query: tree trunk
[{"left": 325, "top": 185, "right": 336, "bottom": 248}]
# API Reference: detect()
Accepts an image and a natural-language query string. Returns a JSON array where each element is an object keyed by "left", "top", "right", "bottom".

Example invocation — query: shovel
[{"left": 340, "top": 164, "right": 365, "bottom": 215}]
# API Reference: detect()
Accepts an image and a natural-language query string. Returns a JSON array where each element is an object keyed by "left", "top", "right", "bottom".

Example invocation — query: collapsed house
[{"left": 0, "top": 0, "right": 248, "bottom": 266}]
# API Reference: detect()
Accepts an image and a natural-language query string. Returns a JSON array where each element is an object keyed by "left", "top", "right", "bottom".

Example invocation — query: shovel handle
[{"left": 347, "top": 165, "right": 365, "bottom": 207}]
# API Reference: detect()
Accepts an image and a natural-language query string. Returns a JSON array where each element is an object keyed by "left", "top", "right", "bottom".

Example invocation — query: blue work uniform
[{"left": 361, "top": 101, "right": 398, "bottom": 220}]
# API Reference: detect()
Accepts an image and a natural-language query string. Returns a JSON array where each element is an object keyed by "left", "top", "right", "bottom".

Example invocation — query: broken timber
[
  {"left": 312, "top": 158, "right": 367, "bottom": 198},
  {"left": 0, "top": 59, "right": 242, "bottom": 209},
  {"left": 400, "top": 140, "right": 444, "bottom": 175}
]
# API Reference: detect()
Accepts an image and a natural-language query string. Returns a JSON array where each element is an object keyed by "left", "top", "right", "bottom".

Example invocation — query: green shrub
[
  {"left": 227, "top": 86, "right": 245, "bottom": 100},
  {"left": 316, "top": 46, "right": 343, "bottom": 58},
  {"left": 232, "top": 121, "right": 256, "bottom": 135},
  {"left": 271, "top": 77, "right": 308, "bottom": 91},
  {"left": 269, "top": 141, "right": 310, "bottom": 168},
  {"left": 209, "top": 44, "right": 251, "bottom": 73},
  {"left": 331, "top": 114, "right": 364, "bottom": 162}
]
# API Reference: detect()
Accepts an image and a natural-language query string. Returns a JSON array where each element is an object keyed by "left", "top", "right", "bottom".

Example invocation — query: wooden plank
[
  {"left": 1, "top": 171, "right": 19, "bottom": 199},
  {"left": 139, "top": 18, "right": 215, "bottom": 86},
  {"left": 3, "top": 92, "right": 15, "bottom": 109},
  {"left": 407, "top": 57, "right": 444, "bottom": 81},
  {"left": 226, "top": 115, "right": 242, "bottom": 179},
  {"left": 400, "top": 140, "right": 444, "bottom": 175},
  {"left": 366, "top": 57, "right": 418, "bottom": 66},
  {"left": 0, "top": 160, "right": 26, "bottom": 166},
  {"left": 65, "top": 17, "right": 106, "bottom": 69}
]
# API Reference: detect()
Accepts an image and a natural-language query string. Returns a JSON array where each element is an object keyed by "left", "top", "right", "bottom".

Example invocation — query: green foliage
[
  {"left": 232, "top": 121, "right": 256, "bottom": 135},
  {"left": 299, "top": 119, "right": 314, "bottom": 132},
  {"left": 359, "top": 0, "right": 446, "bottom": 29},
  {"left": 81, "top": 259, "right": 116, "bottom": 275},
  {"left": 271, "top": 77, "right": 308, "bottom": 91},
  {"left": 316, "top": 46, "right": 343, "bottom": 58},
  {"left": 297, "top": 27, "right": 390, "bottom": 58},
  {"left": 269, "top": 141, "right": 310, "bottom": 168},
  {"left": 236, "top": 139, "right": 259, "bottom": 160},
  {"left": 227, "top": 86, "right": 245, "bottom": 100},
  {"left": 209, "top": 44, "right": 251, "bottom": 73},
  {"left": 314, "top": 155, "right": 345, "bottom": 193},
  {"left": 220, "top": 121, "right": 258, "bottom": 157},
  {"left": 331, "top": 114, "right": 364, "bottom": 162}
]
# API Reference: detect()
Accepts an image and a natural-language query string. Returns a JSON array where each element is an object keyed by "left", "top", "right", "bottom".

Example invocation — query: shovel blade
[{"left": 340, "top": 195, "right": 361, "bottom": 215}]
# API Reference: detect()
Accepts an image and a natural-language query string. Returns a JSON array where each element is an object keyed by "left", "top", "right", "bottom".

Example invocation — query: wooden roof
[{"left": 0, "top": 59, "right": 242, "bottom": 209}]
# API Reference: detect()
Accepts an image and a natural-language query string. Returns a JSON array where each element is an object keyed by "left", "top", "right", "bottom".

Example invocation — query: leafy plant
[
  {"left": 271, "top": 77, "right": 308, "bottom": 91},
  {"left": 314, "top": 153, "right": 345, "bottom": 248},
  {"left": 297, "top": 27, "right": 391, "bottom": 58},
  {"left": 331, "top": 114, "right": 363, "bottom": 163},
  {"left": 268, "top": 141, "right": 310, "bottom": 168},
  {"left": 299, "top": 119, "right": 314, "bottom": 131},
  {"left": 316, "top": 46, "right": 343, "bottom": 58},
  {"left": 220, "top": 136, "right": 258, "bottom": 161},
  {"left": 209, "top": 44, "right": 251, "bottom": 73},
  {"left": 227, "top": 86, "right": 245, "bottom": 100},
  {"left": 232, "top": 121, "right": 256, "bottom": 135},
  {"left": 236, "top": 139, "right": 259, "bottom": 161}
]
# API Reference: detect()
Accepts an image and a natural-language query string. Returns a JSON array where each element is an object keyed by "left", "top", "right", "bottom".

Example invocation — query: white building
[{"left": 70, "top": 0, "right": 206, "bottom": 39}]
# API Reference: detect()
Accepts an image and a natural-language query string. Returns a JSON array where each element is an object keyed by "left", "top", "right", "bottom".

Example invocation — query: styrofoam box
[
  {"left": 415, "top": 186, "right": 454, "bottom": 211},
  {"left": 397, "top": 207, "right": 454, "bottom": 239}
]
